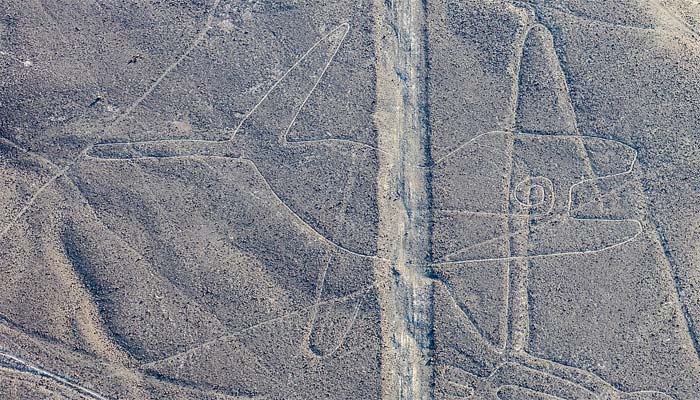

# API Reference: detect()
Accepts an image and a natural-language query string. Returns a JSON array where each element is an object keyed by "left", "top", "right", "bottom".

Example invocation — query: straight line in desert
[{"left": 373, "top": 0, "right": 434, "bottom": 398}]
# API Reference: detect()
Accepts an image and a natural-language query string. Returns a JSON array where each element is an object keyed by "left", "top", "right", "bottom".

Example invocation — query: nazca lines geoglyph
[
  {"left": 0, "top": 1, "right": 690, "bottom": 398},
  {"left": 81, "top": 17, "right": 664, "bottom": 400},
  {"left": 424, "top": 8, "right": 672, "bottom": 397}
]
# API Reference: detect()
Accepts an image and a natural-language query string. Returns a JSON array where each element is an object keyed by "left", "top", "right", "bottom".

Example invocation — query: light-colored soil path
[{"left": 373, "top": 0, "right": 434, "bottom": 398}]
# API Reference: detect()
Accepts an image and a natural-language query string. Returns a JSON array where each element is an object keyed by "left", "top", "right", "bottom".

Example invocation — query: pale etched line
[
  {"left": 512, "top": 351, "right": 676, "bottom": 399},
  {"left": 302, "top": 150, "right": 362, "bottom": 359},
  {"left": 89, "top": 21, "right": 386, "bottom": 157},
  {"left": 0, "top": 318, "right": 250, "bottom": 400},
  {"left": 432, "top": 7, "right": 532, "bottom": 168},
  {"left": 92, "top": 138, "right": 223, "bottom": 149},
  {"left": 540, "top": 3, "right": 658, "bottom": 32},
  {"left": 431, "top": 219, "right": 642, "bottom": 267},
  {"left": 281, "top": 24, "right": 350, "bottom": 145},
  {"left": 88, "top": 153, "right": 385, "bottom": 262},
  {"left": 496, "top": 385, "right": 565, "bottom": 400},
  {"left": 436, "top": 279, "right": 505, "bottom": 352},
  {"left": 432, "top": 139, "right": 659, "bottom": 393},
  {"left": 431, "top": 132, "right": 642, "bottom": 264},
  {"left": 506, "top": 257, "right": 530, "bottom": 353},
  {"left": 113, "top": 0, "right": 223, "bottom": 125},
  {"left": 243, "top": 159, "right": 381, "bottom": 260},
  {"left": 435, "top": 218, "right": 639, "bottom": 265},
  {"left": 509, "top": 20, "right": 538, "bottom": 130},
  {"left": 452, "top": 274, "right": 676, "bottom": 398},
  {"left": 511, "top": 351, "right": 617, "bottom": 397},
  {"left": 535, "top": 25, "right": 603, "bottom": 203},
  {"left": 539, "top": 2, "right": 696, "bottom": 39},
  {"left": 302, "top": 255, "right": 334, "bottom": 358},
  {"left": 3, "top": 143, "right": 227, "bottom": 356},
  {"left": 439, "top": 365, "right": 481, "bottom": 381},
  {"left": 529, "top": 21, "right": 606, "bottom": 219},
  {"left": 0, "top": 139, "right": 65, "bottom": 242},
  {"left": 287, "top": 138, "right": 390, "bottom": 157},
  {"left": 0, "top": 351, "right": 108, "bottom": 400},
  {"left": 0, "top": 162, "right": 73, "bottom": 239},
  {"left": 486, "top": 362, "right": 597, "bottom": 399},
  {"left": 94, "top": 16, "right": 337, "bottom": 149},
  {"left": 83, "top": 22, "right": 386, "bottom": 262},
  {"left": 229, "top": 22, "right": 350, "bottom": 142},
  {"left": 650, "top": 0, "right": 700, "bottom": 39},
  {"left": 4, "top": 20, "right": 369, "bottom": 264},
  {"left": 432, "top": 177, "right": 638, "bottom": 264},
  {"left": 90, "top": 22, "right": 391, "bottom": 156},
  {"left": 645, "top": 211, "right": 700, "bottom": 365},
  {"left": 505, "top": 159, "right": 528, "bottom": 354},
  {"left": 140, "top": 280, "right": 384, "bottom": 369},
  {"left": 324, "top": 328, "right": 378, "bottom": 362},
  {"left": 432, "top": 131, "right": 493, "bottom": 166},
  {"left": 503, "top": 22, "right": 529, "bottom": 356},
  {"left": 306, "top": 294, "right": 366, "bottom": 359},
  {"left": 433, "top": 209, "right": 509, "bottom": 217},
  {"left": 0, "top": 138, "right": 63, "bottom": 171},
  {"left": 86, "top": 138, "right": 388, "bottom": 160},
  {"left": 433, "top": 176, "right": 636, "bottom": 217},
  {"left": 432, "top": 9, "right": 535, "bottom": 165},
  {"left": 434, "top": 213, "right": 600, "bottom": 266},
  {"left": 566, "top": 138, "right": 638, "bottom": 214},
  {"left": 511, "top": 176, "right": 555, "bottom": 215},
  {"left": 0, "top": 0, "right": 223, "bottom": 241}
]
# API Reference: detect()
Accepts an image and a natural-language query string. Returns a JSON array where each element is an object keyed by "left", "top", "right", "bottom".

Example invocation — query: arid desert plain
[{"left": 2, "top": 0, "right": 700, "bottom": 399}]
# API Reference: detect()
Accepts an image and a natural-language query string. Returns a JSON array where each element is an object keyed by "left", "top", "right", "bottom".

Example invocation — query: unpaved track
[{"left": 373, "top": 0, "right": 434, "bottom": 398}]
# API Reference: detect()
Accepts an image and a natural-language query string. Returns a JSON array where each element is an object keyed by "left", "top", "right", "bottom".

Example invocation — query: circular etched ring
[{"left": 513, "top": 176, "right": 554, "bottom": 214}]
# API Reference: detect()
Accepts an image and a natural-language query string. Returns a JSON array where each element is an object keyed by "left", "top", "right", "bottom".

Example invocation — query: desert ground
[{"left": 1, "top": 0, "right": 700, "bottom": 399}]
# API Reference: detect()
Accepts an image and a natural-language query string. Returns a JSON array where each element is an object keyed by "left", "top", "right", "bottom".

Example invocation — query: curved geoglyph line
[
  {"left": 300, "top": 149, "right": 369, "bottom": 360},
  {"left": 1, "top": 17, "right": 383, "bottom": 391},
  {"left": 433, "top": 280, "right": 675, "bottom": 399},
  {"left": 512, "top": 175, "right": 555, "bottom": 215},
  {"left": 85, "top": 22, "right": 388, "bottom": 262},
  {"left": 234, "top": 22, "right": 348, "bottom": 144},
  {"left": 430, "top": 131, "right": 643, "bottom": 266},
  {"left": 87, "top": 22, "right": 387, "bottom": 156},
  {"left": 139, "top": 278, "right": 384, "bottom": 369},
  {"left": 89, "top": 131, "right": 645, "bottom": 266},
  {"left": 0, "top": 0, "right": 224, "bottom": 242},
  {"left": 221, "top": 157, "right": 382, "bottom": 261},
  {"left": 468, "top": 354, "right": 676, "bottom": 400}
]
